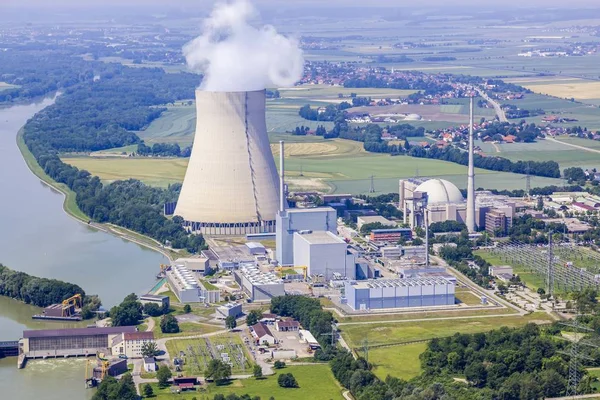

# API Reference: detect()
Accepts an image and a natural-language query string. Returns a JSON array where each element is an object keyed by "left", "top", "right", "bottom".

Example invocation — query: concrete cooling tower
[{"left": 174, "top": 90, "right": 280, "bottom": 235}]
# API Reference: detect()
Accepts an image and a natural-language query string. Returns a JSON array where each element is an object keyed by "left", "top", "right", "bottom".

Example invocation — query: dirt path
[
  {"left": 492, "top": 142, "right": 501, "bottom": 153},
  {"left": 547, "top": 137, "right": 600, "bottom": 154}
]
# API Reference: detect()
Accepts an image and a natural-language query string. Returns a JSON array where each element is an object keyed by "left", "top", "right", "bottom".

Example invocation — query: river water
[{"left": 0, "top": 99, "right": 167, "bottom": 398}]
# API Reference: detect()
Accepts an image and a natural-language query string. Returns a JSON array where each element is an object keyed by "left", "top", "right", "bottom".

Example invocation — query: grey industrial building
[
  {"left": 293, "top": 231, "right": 356, "bottom": 280},
  {"left": 234, "top": 264, "right": 285, "bottom": 302},
  {"left": 276, "top": 207, "right": 337, "bottom": 266},
  {"left": 20, "top": 326, "right": 137, "bottom": 358},
  {"left": 344, "top": 277, "right": 455, "bottom": 310},
  {"left": 216, "top": 302, "right": 243, "bottom": 319},
  {"left": 166, "top": 264, "right": 220, "bottom": 304}
]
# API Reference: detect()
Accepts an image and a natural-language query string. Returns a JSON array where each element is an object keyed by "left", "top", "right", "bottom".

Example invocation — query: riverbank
[{"left": 16, "top": 127, "right": 176, "bottom": 262}]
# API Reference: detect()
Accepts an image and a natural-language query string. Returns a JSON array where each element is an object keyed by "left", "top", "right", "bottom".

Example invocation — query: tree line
[
  {"left": 22, "top": 65, "right": 207, "bottom": 253},
  {"left": 408, "top": 145, "right": 561, "bottom": 178},
  {"left": 0, "top": 263, "right": 90, "bottom": 308},
  {"left": 136, "top": 143, "right": 192, "bottom": 158}
]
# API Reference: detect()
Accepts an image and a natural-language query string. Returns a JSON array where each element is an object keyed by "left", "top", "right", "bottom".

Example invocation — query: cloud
[{"left": 183, "top": 0, "right": 304, "bottom": 91}]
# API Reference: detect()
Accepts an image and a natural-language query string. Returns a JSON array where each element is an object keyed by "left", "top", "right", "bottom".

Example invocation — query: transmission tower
[
  {"left": 322, "top": 324, "right": 338, "bottom": 347},
  {"left": 561, "top": 318, "right": 596, "bottom": 397},
  {"left": 369, "top": 175, "right": 375, "bottom": 193},
  {"left": 547, "top": 231, "right": 554, "bottom": 298},
  {"left": 362, "top": 336, "right": 369, "bottom": 363},
  {"left": 525, "top": 163, "right": 531, "bottom": 198},
  {"left": 299, "top": 164, "right": 304, "bottom": 177}
]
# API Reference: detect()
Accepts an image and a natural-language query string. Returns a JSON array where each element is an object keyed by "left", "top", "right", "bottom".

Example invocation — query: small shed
[{"left": 143, "top": 357, "right": 156, "bottom": 372}]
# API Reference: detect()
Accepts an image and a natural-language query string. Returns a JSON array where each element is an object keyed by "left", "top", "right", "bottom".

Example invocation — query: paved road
[
  {"left": 476, "top": 87, "right": 508, "bottom": 122},
  {"left": 145, "top": 317, "right": 155, "bottom": 332},
  {"left": 547, "top": 136, "right": 600, "bottom": 154}
]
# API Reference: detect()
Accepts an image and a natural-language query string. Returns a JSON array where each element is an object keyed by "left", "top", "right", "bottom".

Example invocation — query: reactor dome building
[{"left": 174, "top": 89, "right": 280, "bottom": 235}]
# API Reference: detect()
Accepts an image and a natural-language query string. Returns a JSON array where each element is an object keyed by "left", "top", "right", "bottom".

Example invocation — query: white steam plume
[{"left": 183, "top": 0, "right": 304, "bottom": 92}]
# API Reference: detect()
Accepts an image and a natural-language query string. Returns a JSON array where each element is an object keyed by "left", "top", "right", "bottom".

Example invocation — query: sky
[{"left": 2, "top": 0, "right": 599, "bottom": 8}]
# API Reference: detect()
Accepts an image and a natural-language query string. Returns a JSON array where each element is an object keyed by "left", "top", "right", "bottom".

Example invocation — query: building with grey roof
[
  {"left": 344, "top": 277, "right": 455, "bottom": 310},
  {"left": 234, "top": 264, "right": 284, "bottom": 302},
  {"left": 293, "top": 231, "right": 356, "bottom": 281}
]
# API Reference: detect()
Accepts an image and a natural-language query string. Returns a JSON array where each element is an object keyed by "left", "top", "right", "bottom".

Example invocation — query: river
[{"left": 0, "top": 99, "right": 167, "bottom": 398}]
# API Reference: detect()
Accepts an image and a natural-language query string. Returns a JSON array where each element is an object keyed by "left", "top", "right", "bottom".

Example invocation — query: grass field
[
  {"left": 455, "top": 288, "right": 484, "bottom": 306},
  {"left": 478, "top": 138, "right": 600, "bottom": 170},
  {"left": 153, "top": 319, "right": 222, "bottom": 340},
  {"left": 474, "top": 249, "right": 546, "bottom": 290},
  {"left": 475, "top": 246, "right": 600, "bottom": 291},
  {"left": 341, "top": 312, "right": 554, "bottom": 348},
  {"left": 146, "top": 365, "right": 344, "bottom": 400},
  {"left": 62, "top": 138, "right": 565, "bottom": 193},
  {"left": 164, "top": 334, "right": 250, "bottom": 375},
  {"left": 357, "top": 342, "right": 427, "bottom": 381}
]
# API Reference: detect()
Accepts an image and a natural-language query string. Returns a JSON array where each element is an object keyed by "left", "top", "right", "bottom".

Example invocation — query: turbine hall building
[
  {"left": 344, "top": 277, "right": 455, "bottom": 311},
  {"left": 175, "top": 90, "right": 280, "bottom": 235}
]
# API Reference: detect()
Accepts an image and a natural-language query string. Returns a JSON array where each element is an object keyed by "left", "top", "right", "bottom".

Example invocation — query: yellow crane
[{"left": 61, "top": 294, "right": 82, "bottom": 317}]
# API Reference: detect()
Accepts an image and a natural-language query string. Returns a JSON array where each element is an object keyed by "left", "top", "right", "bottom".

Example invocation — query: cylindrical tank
[{"left": 175, "top": 90, "right": 280, "bottom": 235}]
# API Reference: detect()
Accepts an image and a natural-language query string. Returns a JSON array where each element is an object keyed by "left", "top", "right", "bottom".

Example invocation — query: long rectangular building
[
  {"left": 21, "top": 326, "right": 137, "bottom": 358},
  {"left": 344, "top": 277, "right": 455, "bottom": 310}
]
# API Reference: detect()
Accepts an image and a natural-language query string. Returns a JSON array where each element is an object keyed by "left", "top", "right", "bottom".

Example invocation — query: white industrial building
[
  {"left": 276, "top": 207, "right": 337, "bottom": 266},
  {"left": 175, "top": 90, "right": 280, "bottom": 235},
  {"left": 293, "top": 231, "right": 356, "bottom": 281},
  {"left": 166, "top": 264, "right": 221, "bottom": 304},
  {"left": 344, "top": 278, "right": 455, "bottom": 310},
  {"left": 234, "top": 264, "right": 285, "bottom": 302},
  {"left": 400, "top": 178, "right": 467, "bottom": 229}
]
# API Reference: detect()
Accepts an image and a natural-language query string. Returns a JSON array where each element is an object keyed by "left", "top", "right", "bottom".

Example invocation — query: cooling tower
[{"left": 174, "top": 90, "right": 280, "bottom": 235}]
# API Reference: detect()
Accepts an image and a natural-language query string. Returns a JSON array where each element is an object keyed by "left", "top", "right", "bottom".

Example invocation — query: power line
[{"left": 369, "top": 175, "right": 375, "bottom": 193}]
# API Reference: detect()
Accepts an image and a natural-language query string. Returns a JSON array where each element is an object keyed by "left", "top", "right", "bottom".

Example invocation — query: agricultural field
[
  {"left": 503, "top": 94, "right": 600, "bottom": 131},
  {"left": 357, "top": 342, "right": 427, "bottom": 381},
  {"left": 136, "top": 104, "right": 196, "bottom": 147},
  {"left": 146, "top": 365, "right": 344, "bottom": 400},
  {"left": 61, "top": 156, "right": 187, "bottom": 188},
  {"left": 505, "top": 77, "right": 600, "bottom": 103},
  {"left": 477, "top": 138, "right": 600, "bottom": 170},
  {"left": 62, "top": 137, "right": 564, "bottom": 193},
  {"left": 165, "top": 334, "right": 252, "bottom": 376},
  {"left": 340, "top": 312, "right": 554, "bottom": 349}
]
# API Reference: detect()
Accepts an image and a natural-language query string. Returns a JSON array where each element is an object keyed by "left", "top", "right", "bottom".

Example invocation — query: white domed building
[{"left": 399, "top": 178, "right": 471, "bottom": 229}]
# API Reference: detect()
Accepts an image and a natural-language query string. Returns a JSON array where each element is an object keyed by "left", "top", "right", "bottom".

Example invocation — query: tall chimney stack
[
  {"left": 466, "top": 95, "right": 476, "bottom": 233},
  {"left": 279, "top": 140, "right": 286, "bottom": 213}
]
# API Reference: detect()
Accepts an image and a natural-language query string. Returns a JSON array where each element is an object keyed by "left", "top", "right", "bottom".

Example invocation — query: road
[
  {"left": 476, "top": 87, "right": 508, "bottom": 122},
  {"left": 547, "top": 136, "right": 600, "bottom": 154}
]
